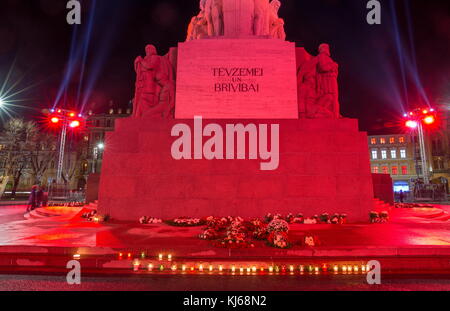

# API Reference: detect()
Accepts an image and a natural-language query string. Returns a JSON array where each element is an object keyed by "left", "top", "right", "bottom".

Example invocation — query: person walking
[
  {"left": 399, "top": 190, "right": 404, "bottom": 203},
  {"left": 27, "top": 185, "right": 38, "bottom": 212}
]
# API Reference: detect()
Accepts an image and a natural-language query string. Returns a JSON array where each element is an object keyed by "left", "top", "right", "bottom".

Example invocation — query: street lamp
[
  {"left": 92, "top": 143, "right": 105, "bottom": 173},
  {"left": 404, "top": 108, "right": 437, "bottom": 184}
]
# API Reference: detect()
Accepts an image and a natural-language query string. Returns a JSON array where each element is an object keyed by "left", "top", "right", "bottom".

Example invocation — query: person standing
[
  {"left": 36, "top": 186, "right": 44, "bottom": 209},
  {"left": 27, "top": 185, "right": 38, "bottom": 212}
]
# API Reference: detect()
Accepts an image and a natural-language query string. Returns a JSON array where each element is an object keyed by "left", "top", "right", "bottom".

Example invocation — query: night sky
[{"left": 0, "top": 0, "right": 449, "bottom": 133}]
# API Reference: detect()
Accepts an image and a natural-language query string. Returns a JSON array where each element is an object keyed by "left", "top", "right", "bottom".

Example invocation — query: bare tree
[
  {"left": 29, "top": 132, "right": 57, "bottom": 185},
  {"left": 0, "top": 119, "right": 37, "bottom": 198}
]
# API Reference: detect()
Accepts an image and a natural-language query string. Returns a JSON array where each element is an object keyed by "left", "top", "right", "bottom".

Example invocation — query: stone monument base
[{"left": 98, "top": 117, "right": 374, "bottom": 222}]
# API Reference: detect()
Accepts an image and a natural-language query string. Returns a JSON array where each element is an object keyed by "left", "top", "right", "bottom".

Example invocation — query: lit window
[
  {"left": 391, "top": 149, "right": 397, "bottom": 159},
  {"left": 401, "top": 166, "right": 408, "bottom": 175},
  {"left": 370, "top": 138, "right": 376, "bottom": 145},
  {"left": 381, "top": 150, "right": 387, "bottom": 159},
  {"left": 399, "top": 137, "right": 405, "bottom": 143},
  {"left": 382, "top": 166, "right": 389, "bottom": 174},
  {"left": 389, "top": 137, "right": 395, "bottom": 144},
  {"left": 400, "top": 149, "right": 406, "bottom": 158},
  {"left": 372, "top": 167, "right": 379, "bottom": 174},
  {"left": 371, "top": 150, "right": 378, "bottom": 159},
  {"left": 380, "top": 138, "right": 386, "bottom": 144},
  {"left": 392, "top": 166, "right": 398, "bottom": 175}
]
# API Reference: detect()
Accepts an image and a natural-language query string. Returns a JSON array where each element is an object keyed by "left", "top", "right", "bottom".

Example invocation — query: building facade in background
[{"left": 368, "top": 104, "right": 450, "bottom": 194}]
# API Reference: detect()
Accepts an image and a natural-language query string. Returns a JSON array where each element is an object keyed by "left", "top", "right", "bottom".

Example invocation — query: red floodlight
[
  {"left": 405, "top": 120, "right": 418, "bottom": 129},
  {"left": 423, "top": 115, "right": 436, "bottom": 125},
  {"left": 69, "top": 120, "right": 81, "bottom": 128}
]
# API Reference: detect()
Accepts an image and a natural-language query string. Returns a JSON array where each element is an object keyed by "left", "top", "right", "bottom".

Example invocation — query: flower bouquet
[
  {"left": 369, "top": 211, "right": 380, "bottom": 224},
  {"left": 166, "top": 217, "right": 206, "bottom": 227},
  {"left": 267, "top": 231, "right": 291, "bottom": 249},
  {"left": 303, "top": 235, "right": 320, "bottom": 247},
  {"left": 139, "top": 216, "right": 162, "bottom": 224},
  {"left": 267, "top": 219, "right": 289, "bottom": 233},
  {"left": 199, "top": 228, "right": 221, "bottom": 240},
  {"left": 380, "top": 211, "right": 389, "bottom": 223}
]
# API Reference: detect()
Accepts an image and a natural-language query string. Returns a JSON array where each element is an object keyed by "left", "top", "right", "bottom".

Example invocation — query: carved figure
[
  {"left": 133, "top": 45, "right": 175, "bottom": 118},
  {"left": 316, "top": 44, "right": 340, "bottom": 118}
]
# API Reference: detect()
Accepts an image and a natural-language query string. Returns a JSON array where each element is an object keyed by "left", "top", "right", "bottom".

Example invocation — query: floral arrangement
[
  {"left": 166, "top": 217, "right": 206, "bottom": 227},
  {"left": 267, "top": 218, "right": 289, "bottom": 233},
  {"left": 199, "top": 228, "right": 221, "bottom": 240},
  {"left": 319, "top": 213, "right": 330, "bottom": 223},
  {"left": 267, "top": 231, "right": 291, "bottom": 249},
  {"left": 81, "top": 210, "right": 97, "bottom": 220},
  {"left": 303, "top": 235, "right": 320, "bottom": 247},
  {"left": 369, "top": 211, "right": 388, "bottom": 223},
  {"left": 249, "top": 219, "right": 268, "bottom": 240},
  {"left": 380, "top": 211, "right": 389, "bottom": 223},
  {"left": 139, "top": 216, "right": 162, "bottom": 224},
  {"left": 303, "top": 218, "right": 317, "bottom": 224}
]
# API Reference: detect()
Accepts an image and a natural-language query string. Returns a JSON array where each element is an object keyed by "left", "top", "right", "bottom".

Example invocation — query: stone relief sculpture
[
  {"left": 187, "top": 0, "right": 210, "bottom": 40},
  {"left": 205, "top": 0, "right": 224, "bottom": 37},
  {"left": 268, "top": 0, "right": 286, "bottom": 40},
  {"left": 186, "top": 0, "right": 286, "bottom": 40},
  {"left": 297, "top": 44, "right": 341, "bottom": 119},
  {"left": 133, "top": 45, "right": 175, "bottom": 118}
]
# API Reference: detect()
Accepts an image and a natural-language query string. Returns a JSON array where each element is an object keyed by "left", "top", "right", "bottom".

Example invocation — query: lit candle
[
  {"left": 141, "top": 252, "right": 146, "bottom": 259},
  {"left": 171, "top": 265, "right": 177, "bottom": 271},
  {"left": 246, "top": 267, "right": 251, "bottom": 273},
  {"left": 209, "top": 265, "right": 213, "bottom": 272},
  {"left": 167, "top": 254, "right": 172, "bottom": 261},
  {"left": 158, "top": 254, "right": 163, "bottom": 261},
  {"left": 148, "top": 264, "right": 154, "bottom": 271},
  {"left": 231, "top": 266, "right": 236, "bottom": 273},
  {"left": 219, "top": 265, "right": 223, "bottom": 272},
  {"left": 314, "top": 266, "right": 319, "bottom": 273},
  {"left": 182, "top": 265, "right": 186, "bottom": 272},
  {"left": 133, "top": 260, "right": 140, "bottom": 271},
  {"left": 299, "top": 265, "right": 304, "bottom": 272},
  {"left": 269, "top": 266, "right": 274, "bottom": 273},
  {"left": 333, "top": 265, "right": 339, "bottom": 272},
  {"left": 342, "top": 266, "right": 347, "bottom": 272},
  {"left": 252, "top": 266, "right": 257, "bottom": 273},
  {"left": 240, "top": 267, "right": 244, "bottom": 274},
  {"left": 361, "top": 265, "right": 366, "bottom": 272},
  {"left": 73, "top": 254, "right": 80, "bottom": 260},
  {"left": 354, "top": 266, "right": 359, "bottom": 272},
  {"left": 289, "top": 265, "right": 294, "bottom": 273},
  {"left": 347, "top": 265, "right": 353, "bottom": 272},
  {"left": 199, "top": 264, "right": 203, "bottom": 272}
]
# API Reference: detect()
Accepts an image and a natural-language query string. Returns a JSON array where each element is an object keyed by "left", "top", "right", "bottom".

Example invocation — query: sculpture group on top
[
  {"left": 132, "top": 1, "right": 340, "bottom": 120},
  {"left": 187, "top": 0, "right": 286, "bottom": 40}
]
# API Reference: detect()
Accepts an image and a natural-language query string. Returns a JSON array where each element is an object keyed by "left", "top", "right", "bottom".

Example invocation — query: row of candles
[
  {"left": 73, "top": 253, "right": 370, "bottom": 275},
  {"left": 133, "top": 261, "right": 370, "bottom": 275}
]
